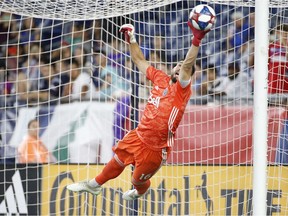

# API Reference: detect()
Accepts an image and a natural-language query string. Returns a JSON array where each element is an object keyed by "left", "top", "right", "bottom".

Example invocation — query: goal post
[
  {"left": 0, "top": 0, "right": 288, "bottom": 215},
  {"left": 253, "top": 0, "right": 269, "bottom": 215}
]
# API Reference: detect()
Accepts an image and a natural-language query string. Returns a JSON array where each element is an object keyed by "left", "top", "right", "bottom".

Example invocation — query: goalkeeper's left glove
[
  {"left": 187, "top": 19, "right": 210, "bottom": 47},
  {"left": 119, "top": 24, "right": 136, "bottom": 44}
]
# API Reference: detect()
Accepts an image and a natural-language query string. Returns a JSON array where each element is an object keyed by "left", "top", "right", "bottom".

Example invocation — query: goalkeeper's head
[{"left": 171, "top": 61, "right": 195, "bottom": 83}]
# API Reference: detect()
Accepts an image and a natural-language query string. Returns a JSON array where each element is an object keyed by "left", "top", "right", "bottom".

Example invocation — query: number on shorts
[{"left": 139, "top": 173, "right": 152, "bottom": 180}]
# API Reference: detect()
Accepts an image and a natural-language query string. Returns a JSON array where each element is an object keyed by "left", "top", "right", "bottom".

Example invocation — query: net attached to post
[{"left": 0, "top": 0, "right": 288, "bottom": 215}]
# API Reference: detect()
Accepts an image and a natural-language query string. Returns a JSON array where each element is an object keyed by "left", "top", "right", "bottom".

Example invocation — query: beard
[{"left": 170, "top": 74, "right": 177, "bottom": 83}]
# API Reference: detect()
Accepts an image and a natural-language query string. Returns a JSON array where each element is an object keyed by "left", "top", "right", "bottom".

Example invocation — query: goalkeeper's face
[{"left": 171, "top": 61, "right": 183, "bottom": 83}]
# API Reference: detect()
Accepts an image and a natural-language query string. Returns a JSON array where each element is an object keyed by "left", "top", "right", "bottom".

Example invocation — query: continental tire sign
[{"left": 41, "top": 165, "right": 288, "bottom": 215}]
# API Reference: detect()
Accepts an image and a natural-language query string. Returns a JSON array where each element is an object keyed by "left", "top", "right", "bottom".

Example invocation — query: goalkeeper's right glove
[
  {"left": 187, "top": 19, "right": 210, "bottom": 47},
  {"left": 119, "top": 24, "right": 136, "bottom": 44}
]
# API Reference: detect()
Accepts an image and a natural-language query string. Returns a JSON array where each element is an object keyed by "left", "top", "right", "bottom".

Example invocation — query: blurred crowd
[
  {"left": 0, "top": 13, "right": 134, "bottom": 109},
  {"left": 0, "top": 3, "right": 287, "bottom": 108},
  {"left": 0, "top": 7, "right": 287, "bottom": 111}
]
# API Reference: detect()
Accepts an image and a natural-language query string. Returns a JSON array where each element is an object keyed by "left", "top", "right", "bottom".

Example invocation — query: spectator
[
  {"left": 16, "top": 61, "right": 61, "bottom": 106},
  {"left": 66, "top": 22, "right": 84, "bottom": 54},
  {"left": 268, "top": 24, "right": 288, "bottom": 94},
  {"left": 18, "top": 119, "right": 56, "bottom": 163},
  {"left": 0, "top": 12, "right": 10, "bottom": 45},
  {"left": 6, "top": 45, "right": 20, "bottom": 74},
  {"left": 151, "top": 34, "right": 166, "bottom": 62},
  {"left": 191, "top": 59, "right": 203, "bottom": 95},
  {"left": 63, "top": 58, "right": 96, "bottom": 100},
  {"left": 197, "top": 65, "right": 218, "bottom": 96},
  {"left": 113, "top": 58, "right": 132, "bottom": 144},
  {"left": 50, "top": 61, "right": 70, "bottom": 102},
  {"left": 227, "top": 11, "right": 250, "bottom": 50},
  {"left": 55, "top": 58, "right": 70, "bottom": 86},
  {"left": 19, "top": 16, "right": 39, "bottom": 45},
  {"left": 138, "top": 35, "right": 151, "bottom": 60},
  {"left": 60, "top": 40, "right": 72, "bottom": 61},
  {"left": 91, "top": 50, "right": 117, "bottom": 90},
  {"left": 242, "top": 42, "right": 255, "bottom": 90},
  {"left": 19, "top": 42, "right": 41, "bottom": 92},
  {"left": 6, "top": 14, "right": 20, "bottom": 45},
  {"left": 106, "top": 38, "right": 126, "bottom": 68},
  {"left": 209, "top": 62, "right": 252, "bottom": 99},
  {"left": 99, "top": 57, "right": 132, "bottom": 101},
  {"left": 247, "top": 12, "right": 255, "bottom": 40},
  {"left": 148, "top": 50, "right": 160, "bottom": 65},
  {"left": 239, "top": 40, "right": 254, "bottom": 74},
  {"left": 83, "top": 19, "right": 105, "bottom": 53},
  {"left": 0, "top": 60, "right": 16, "bottom": 106},
  {"left": 0, "top": 63, "right": 7, "bottom": 106},
  {"left": 73, "top": 46, "right": 83, "bottom": 66},
  {"left": 237, "top": 12, "right": 255, "bottom": 72},
  {"left": 99, "top": 73, "right": 116, "bottom": 100}
]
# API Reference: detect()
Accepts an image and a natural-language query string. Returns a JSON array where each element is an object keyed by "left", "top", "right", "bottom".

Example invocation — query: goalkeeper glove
[
  {"left": 119, "top": 24, "right": 136, "bottom": 44},
  {"left": 187, "top": 19, "right": 210, "bottom": 47}
]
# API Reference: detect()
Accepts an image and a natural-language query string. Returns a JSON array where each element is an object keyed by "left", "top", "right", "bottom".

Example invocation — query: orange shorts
[{"left": 113, "top": 129, "right": 170, "bottom": 184}]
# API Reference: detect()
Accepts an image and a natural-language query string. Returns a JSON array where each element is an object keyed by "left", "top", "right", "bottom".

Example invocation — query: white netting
[
  {"left": 0, "top": 0, "right": 288, "bottom": 21},
  {"left": 206, "top": 0, "right": 288, "bottom": 8},
  {"left": 0, "top": 0, "right": 288, "bottom": 215},
  {"left": 0, "top": 0, "right": 180, "bottom": 20}
]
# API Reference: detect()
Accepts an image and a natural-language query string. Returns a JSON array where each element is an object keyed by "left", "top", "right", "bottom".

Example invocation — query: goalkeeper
[{"left": 67, "top": 18, "right": 210, "bottom": 200}]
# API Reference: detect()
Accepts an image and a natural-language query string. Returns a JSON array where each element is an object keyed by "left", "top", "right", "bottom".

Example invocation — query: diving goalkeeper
[{"left": 67, "top": 18, "right": 210, "bottom": 201}]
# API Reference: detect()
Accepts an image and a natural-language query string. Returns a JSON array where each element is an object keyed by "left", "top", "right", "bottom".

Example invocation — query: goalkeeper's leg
[
  {"left": 123, "top": 147, "right": 167, "bottom": 200},
  {"left": 122, "top": 179, "right": 151, "bottom": 201},
  {"left": 67, "top": 156, "right": 125, "bottom": 195},
  {"left": 95, "top": 155, "right": 125, "bottom": 184},
  {"left": 67, "top": 131, "right": 136, "bottom": 196}
]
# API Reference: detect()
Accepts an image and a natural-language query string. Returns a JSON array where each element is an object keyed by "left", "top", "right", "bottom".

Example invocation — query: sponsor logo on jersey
[
  {"left": 163, "top": 88, "right": 168, "bottom": 96},
  {"left": 148, "top": 94, "right": 160, "bottom": 108},
  {"left": 0, "top": 170, "right": 28, "bottom": 214}
]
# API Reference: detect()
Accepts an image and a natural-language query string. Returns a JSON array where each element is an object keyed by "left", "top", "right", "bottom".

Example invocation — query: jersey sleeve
[
  {"left": 169, "top": 80, "right": 192, "bottom": 108},
  {"left": 146, "top": 66, "right": 170, "bottom": 85},
  {"left": 176, "top": 79, "right": 192, "bottom": 95}
]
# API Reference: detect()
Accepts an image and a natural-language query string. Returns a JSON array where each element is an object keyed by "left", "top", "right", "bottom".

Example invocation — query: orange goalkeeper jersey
[{"left": 136, "top": 66, "right": 192, "bottom": 149}]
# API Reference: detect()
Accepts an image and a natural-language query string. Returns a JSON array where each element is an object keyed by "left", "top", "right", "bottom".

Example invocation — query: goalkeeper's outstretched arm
[
  {"left": 179, "top": 45, "right": 200, "bottom": 81},
  {"left": 129, "top": 43, "right": 150, "bottom": 75},
  {"left": 119, "top": 24, "right": 150, "bottom": 75},
  {"left": 179, "top": 16, "right": 211, "bottom": 81}
]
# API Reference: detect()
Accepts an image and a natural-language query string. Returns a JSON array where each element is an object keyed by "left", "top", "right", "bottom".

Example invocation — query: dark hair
[
  {"left": 71, "top": 58, "right": 80, "bottom": 67},
  {"left": 207, "top": 63, "right": 215, "bottom": 69},
  {"left": 93, "top": 49, "right": 106, "bottom": 56},
  {"left": 0, "top": 59, "right": 6, "bottom": 69},
  {"left": 27, "top": 119, "right": 38, "bottom": 129},
  {"left": 195, "top": 59, "right": 202, "bottom": 67},
  {"left": 207, "top": 64, "right": 218, "bottom": 75},
  {"left": 276, "top": 24, "right": 288, "bottom": 32},
  {"left": 228, "top": 62, "right": 240, "bottom": 71}
]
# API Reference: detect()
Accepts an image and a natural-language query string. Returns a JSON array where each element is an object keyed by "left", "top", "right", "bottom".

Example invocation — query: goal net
[{"left": 0, "top": 0, "right": 288, "bottom": 215}]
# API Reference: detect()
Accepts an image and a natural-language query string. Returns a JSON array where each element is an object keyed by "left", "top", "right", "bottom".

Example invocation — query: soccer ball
[{"left": 190, "top": 4, "right": 216, "bottom": 31}]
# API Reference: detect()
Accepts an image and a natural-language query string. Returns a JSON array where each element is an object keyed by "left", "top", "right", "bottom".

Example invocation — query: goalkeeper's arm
[
  {"left": 179, "top": 45, "right": 200, "bottom": 81},
  {"left": 119, "top": 24, "right": 150, "bottom": 75},
  {"left": 179, "top": 17, "right": 211, "bottom": 81}
]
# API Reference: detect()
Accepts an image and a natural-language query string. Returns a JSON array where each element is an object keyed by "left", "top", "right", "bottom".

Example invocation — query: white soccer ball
[{"left": 190, "top": 4, "right": 216, "bottom": 31}]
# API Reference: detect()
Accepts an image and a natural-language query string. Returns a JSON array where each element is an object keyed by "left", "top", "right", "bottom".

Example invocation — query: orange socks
[
  {"left": 95, "top": 157, "right": 125, "bottom": 185},
  {"left": 95, "top": 157, "right": 150, "bottom": 195},
  {"left": 133, "top": 180, "right": 151, "bottom": 195}
]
